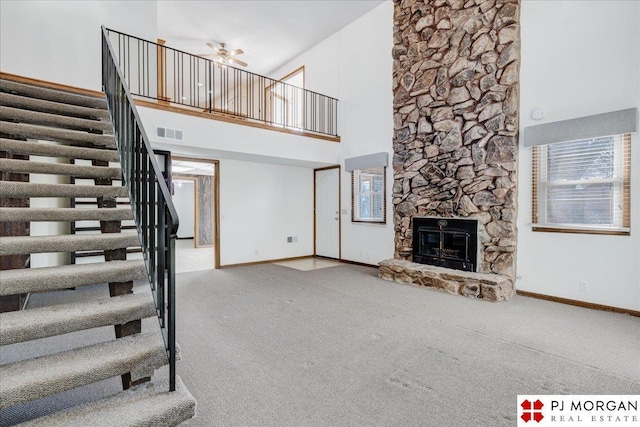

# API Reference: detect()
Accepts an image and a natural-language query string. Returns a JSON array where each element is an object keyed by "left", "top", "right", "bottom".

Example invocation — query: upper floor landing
[{"left": 105, "top": 28, "right": 340, "bottom": 144}]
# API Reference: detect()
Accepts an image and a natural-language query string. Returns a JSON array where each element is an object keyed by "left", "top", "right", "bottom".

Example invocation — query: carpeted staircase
[{"left": 0, "top": 78, "right": 196, "bottom": 426}]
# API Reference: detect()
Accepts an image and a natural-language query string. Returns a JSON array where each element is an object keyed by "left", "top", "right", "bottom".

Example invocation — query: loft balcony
[{"left": 105, "top": 28, "right": 339, "bottom": 142}]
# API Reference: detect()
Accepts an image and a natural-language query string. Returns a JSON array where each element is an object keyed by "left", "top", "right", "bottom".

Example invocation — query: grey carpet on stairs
[
  {"left": 0, "top": 259, "right": 147, "bottom": 295},
  {"left": 0, "top": 105, "right": 112, "bottom": 132},
  {"left": 0, "top": 181, "right": 127, "bottom": 198},
  {"left": 0, "top": 330, "right": 168, "bottom": 409},
  {"left": 0, "top": 138, "right": 119, "bottom": 162},
  {"left": 17, "top": 376, "right": 195, "bottom": 427},
  {"left": 0, "top": 122, "right": 116, "bottom": 148},
  {"left": 0, "top": 283, "right": 174, "bottom": 426},
  {"left": 0, "top": 293, "right": 157, "bottom": 345},
  {"left": 0, "top": 207, "right": 133, "bottom": 222},
  {"left": 0, "top": 158, "right": 122, "bottom": 179},
  {"left": 0, "top": 233, "right": 140, "bottom": 255},
  {"left": 0, "top": 78, "right": 195, "bottom": 426},
  {"left": 0, "top": 92, "right": 110, "bottom": 120},
  {"left": 0, "top": 80, "right": 107, "bottom": 110}
]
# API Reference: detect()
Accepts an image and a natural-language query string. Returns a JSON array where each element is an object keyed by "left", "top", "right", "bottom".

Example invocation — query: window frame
[
  {"left": 265, "top": 66, "right": 305, "bottom": 130},
  {"left": 532, "top": 133, "right": 631, "bottom": 236},
  {"left": 351, "top": 166, "right": 387, "bottom": 224}
]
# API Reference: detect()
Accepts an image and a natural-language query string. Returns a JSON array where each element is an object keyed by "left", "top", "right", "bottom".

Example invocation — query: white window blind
[
  {"left": 533, "top": 134, "right": 631, "bottom": 234},
  {"left": 352, "top": 167, "right": 386, "bottom": 223}
]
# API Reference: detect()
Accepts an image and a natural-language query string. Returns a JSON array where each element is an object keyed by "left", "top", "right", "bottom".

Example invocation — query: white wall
[
  {"left": 218, "top": 159, "right": 314, "bottom": 266},
  {"left": 518, "top": 1, "right": 640, "bottom": 310},
  {"left": 0, "top": 0, "right": 157, "bottom": 91},
  {"left": 29, "top": 156, "right": 70, "bottom": 269},
  {"left": 173, "top": 180, "right": 195, "bottom": 239},
  {"left": 138, "top": 106, "right": 341, "bottom": 168},
  {"left": 268, "top": 2, "right": 395, "bottom": 265}
]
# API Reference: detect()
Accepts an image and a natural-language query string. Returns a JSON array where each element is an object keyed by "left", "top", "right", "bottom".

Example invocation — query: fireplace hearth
[{"left": 412, "top": 218, "right": 477, "bottom": 272}]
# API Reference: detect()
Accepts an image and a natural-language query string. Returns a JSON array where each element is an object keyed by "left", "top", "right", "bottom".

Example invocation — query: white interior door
[{"left": 315, "top": 168, "right": 340, "bottom": 259}]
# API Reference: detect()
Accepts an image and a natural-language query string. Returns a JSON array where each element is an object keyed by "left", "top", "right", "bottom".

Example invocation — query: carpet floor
[
  {"left": 174, "top": 264, "right": 639, "bottom": 426},
  {"left": 2, "top": 263, "right": 638, "bottom": 426}
]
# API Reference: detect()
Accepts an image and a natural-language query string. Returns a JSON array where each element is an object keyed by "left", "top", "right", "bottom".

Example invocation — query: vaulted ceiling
[{"left": 157, "top": 0, "right": 386, "bottom": 76}]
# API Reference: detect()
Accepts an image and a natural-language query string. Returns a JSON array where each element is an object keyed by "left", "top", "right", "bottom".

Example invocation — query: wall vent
[{"left": 156, "top": 126, "right": 184, "bottom": 141}]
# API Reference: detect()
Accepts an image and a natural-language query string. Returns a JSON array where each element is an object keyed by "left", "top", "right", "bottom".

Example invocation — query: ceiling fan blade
[
  {"left": 206, "top": 43, "right": 220, "bottom": 54},
  {"left": 228, "top": 48, "right": 244, "bottom": 56},
  {"left": 229, "top": 57, "right": 248, "bottom": 67}
]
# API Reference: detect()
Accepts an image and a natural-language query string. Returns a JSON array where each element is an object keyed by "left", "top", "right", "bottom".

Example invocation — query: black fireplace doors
[{"left": 412, "top": 218, "right": 478, "bottom": 272}]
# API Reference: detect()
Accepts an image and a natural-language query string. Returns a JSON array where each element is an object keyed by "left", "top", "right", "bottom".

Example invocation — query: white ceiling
[{"left": 157, "top": 0, "right": 386, "bottom": 76}]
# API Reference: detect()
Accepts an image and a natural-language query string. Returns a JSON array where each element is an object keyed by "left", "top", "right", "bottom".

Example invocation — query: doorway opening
[{"left": 170, "top": 156, "right": 220, "bottom": 272}]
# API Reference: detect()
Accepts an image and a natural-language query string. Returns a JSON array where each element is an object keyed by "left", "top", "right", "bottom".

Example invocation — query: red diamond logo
[{"left": 521, "top": 399, "right": 544, "bottom": 423}]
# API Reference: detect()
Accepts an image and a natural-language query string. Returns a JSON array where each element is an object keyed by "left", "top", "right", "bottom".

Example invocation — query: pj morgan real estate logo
[{"left": 517, "top": 395, "right": 639, "bottom": 426}]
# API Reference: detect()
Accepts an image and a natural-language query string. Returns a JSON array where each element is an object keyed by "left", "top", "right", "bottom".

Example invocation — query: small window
[
  {"left": 352, "top": 167, "right": 386, "bottom": 223},
  {"left": 532, "top": 134, "right": 631, "bottom": 235}
]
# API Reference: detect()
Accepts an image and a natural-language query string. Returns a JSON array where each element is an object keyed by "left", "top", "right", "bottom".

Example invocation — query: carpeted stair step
[
  {"left": 0, "top": 259, "right": 147, "bottom": 296},
  {"left": 0, "top": 105, "right": 112, "bottom": 133},
  {"left": 17, "top": 376, "right": 196, "bottom": 427},
  {"left": 0, "top": 207, "right": 133, "bottom": 222},
  {"left": 0, "top": 331, "right": 168, "bottom": 409},
  {"left": 0, "top": 92, "right": 110, "bottom": 120},
  {"left": 0, "top": 122, "right": 116, "bottom": 149},
  {"left": 0, "top": 293, "right": 156, "bottom": 346},
  {"left": 0, "top": 138, "right": 119, "bottom": 162},
  {"left": 0, "top": 233, "right": 140, "bottom": 256},
  {"left": 0, "top": 181, "right": 127, "bottom": 198},
  {"left": 0, "top": 79, "right": 107, "bottom": 110},
  {"left": 0, "top": 158, "right": 122, "bottom": 179}
]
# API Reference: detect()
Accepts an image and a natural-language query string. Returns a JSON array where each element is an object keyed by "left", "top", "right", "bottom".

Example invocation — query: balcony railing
[{"left": 105, "top": 28, "right": 339, "bottom": 138}]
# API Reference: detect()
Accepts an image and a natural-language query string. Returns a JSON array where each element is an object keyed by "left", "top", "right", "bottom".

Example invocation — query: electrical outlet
[
  {"left": 579, "top": 280, "right": 589, "bottom": 292},
  {"left": 254, "top": 250, "right": 259, "bottom": 256},
  {"left": 287, "top": 236, "right": 293, "bottom": 243}
]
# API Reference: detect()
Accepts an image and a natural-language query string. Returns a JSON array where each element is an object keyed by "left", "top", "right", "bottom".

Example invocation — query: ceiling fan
[{"left": 199, "top": 42, "right": 247, "bottom": 67}]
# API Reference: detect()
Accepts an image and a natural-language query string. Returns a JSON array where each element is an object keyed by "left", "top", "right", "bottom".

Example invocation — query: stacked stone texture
[
  {"left": 379, "top": 259, "right": 513, "bottom": 301},
  {"left": 392, "top": 0, "right": 520, "bottom": 280}
]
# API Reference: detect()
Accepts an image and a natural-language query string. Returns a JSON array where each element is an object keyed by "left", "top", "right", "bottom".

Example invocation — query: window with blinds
[
  {"left": 532, "top": 134, "right": 631, "bottom": 235},
  {"left": 352, "top": 167, "right": 386, "bottom": 223}
]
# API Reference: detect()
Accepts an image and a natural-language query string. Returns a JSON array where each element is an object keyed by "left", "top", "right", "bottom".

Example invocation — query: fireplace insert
[{"left": 412, "top": 217, "right": 478, "bottom": 272}]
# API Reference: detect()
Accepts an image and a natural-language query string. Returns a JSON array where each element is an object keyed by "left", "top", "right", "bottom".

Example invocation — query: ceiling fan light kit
[{"left": 199, "top": 42, "right": 248, "bottom": 67}]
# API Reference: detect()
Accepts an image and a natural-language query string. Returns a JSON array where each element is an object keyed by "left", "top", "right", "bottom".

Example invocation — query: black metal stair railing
[
  {"left": 104, "top": 27, "right": 339, "bottom": 137},
  {"left": 101, "top": 26, "right": 179, "bottom": 391}
]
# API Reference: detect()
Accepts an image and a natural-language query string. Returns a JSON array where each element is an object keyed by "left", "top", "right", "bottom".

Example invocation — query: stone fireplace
[{"left": 379, "top": 0, "right": 520, "bottom": 302}]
